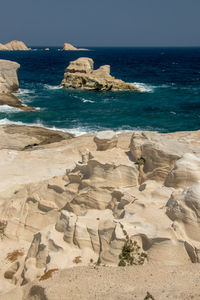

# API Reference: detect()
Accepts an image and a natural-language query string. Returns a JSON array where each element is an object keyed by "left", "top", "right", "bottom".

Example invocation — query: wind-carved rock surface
[
  {"left": 63, "top": 43, "right": 88, "bottom": 51},
  {"left": 61, "top": 57, "right": 140, "bottom": 91},
  {"left": 1, "top": 130, "right": 200, "bottom": 297},
  {"left": 94, "top": 130, "right": 118, "bottom": 150},
  {"left": 0, "top": 40, "right": 30, "bottom": 51},
  {"left": 0, "top": 60, "right": 35, "bottom": 110}
]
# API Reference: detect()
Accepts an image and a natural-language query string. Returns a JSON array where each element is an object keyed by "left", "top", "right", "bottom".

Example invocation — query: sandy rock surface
[
  {"left": 0, "top": 125, "right": 73, "bottom": 150},
  {"left": 61, "top": 57, "right": 139, "bottom": 91},
  {"left": 1, "top": 265, "right": 200, "bottom": 300}
]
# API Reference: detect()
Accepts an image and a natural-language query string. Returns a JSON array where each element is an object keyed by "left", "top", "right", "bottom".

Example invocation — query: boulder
[
  {"left": 61, "top": 57, "right": 139, "bottom": 91},
  {"left": 63, "top": 43, "right": 88, "bottom": 51},
  {"left": 94, "top": 131, "right": 118, "bottom": 150}
]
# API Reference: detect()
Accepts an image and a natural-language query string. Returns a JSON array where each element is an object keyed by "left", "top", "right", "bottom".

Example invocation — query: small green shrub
[
  {"left": 135, "top": 157, "right": 145, "bottom": 166},
  {"left": 144, "top": 291, "right": 155, "bottom": 300},
  {"left": 118, "top": 223, "right": 147, "bottom": 267}
]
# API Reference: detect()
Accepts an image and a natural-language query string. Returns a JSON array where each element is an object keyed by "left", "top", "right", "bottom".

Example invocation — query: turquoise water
[{"left": 0, "top": 47, "right": 200, "bottom": 134}]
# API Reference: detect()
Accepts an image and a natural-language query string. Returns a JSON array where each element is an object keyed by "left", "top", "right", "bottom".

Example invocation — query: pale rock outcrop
[
  {"left": 65, "top": 147, "right": 139, "bottom": 215},
  {"left": 3, "top": 40, "right": 30, "bottom": 51},
  {"left": 165, "top": 153, "right": 200, "bottom": 188},
  {"left": 0, "top": 60, "right": 20, "bottom": 93},
  {"left": 130, "top": 130, "right": 200, "bottom": 183},
  {"left": 63, "top": 43, "right": 88, "bottom": 51},
  {"left": 94, "top": 130, "right": 118, "bottom": 150},
  {"left": 61, "top": 57, "right": 139, "bottom": 91},
  {"left": 1, "top": 130, "right": 200, "bottom": 293},
  {"left": 0, "top": 60, "right": 34, "bottom": 110},
  {"left": 0, "top": 125, "right": 73, "bottom": 150},
  {"left": 0, "top": 43, "right": 9, "bottom": 51},
  {"left": 166, "top": 182, "right": 200, "bottom": 262}
]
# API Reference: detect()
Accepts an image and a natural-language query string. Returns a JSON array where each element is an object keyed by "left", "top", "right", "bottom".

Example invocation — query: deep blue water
[{"left": 0, "top": 47, "right": 200, "bottom": 134}]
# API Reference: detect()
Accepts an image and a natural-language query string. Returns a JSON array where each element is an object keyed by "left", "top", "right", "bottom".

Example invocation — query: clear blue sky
[{"left": 0, "top": 0, "right": 200, "bottom": 47}]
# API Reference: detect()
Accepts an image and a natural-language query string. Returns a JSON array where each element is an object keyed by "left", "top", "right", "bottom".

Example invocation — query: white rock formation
[
  {"left": 0, "top": 60, "right": 20, "bottom": 93},
  {"left": 0, "top": 40, "right": 30, "bottom": 51},
  {"left": 63, "top": 43, "right": 88, "bottom": 51},
  {"left": 0, "top": 130, "right": 200, "bottom": 294},
  {"left": 165, "top": 153, "right": 200, "bottom": 188},
  {"left": 61, "top": 57, "right": 140, "bottom": 91},
  {"left": 0, "top": 60, "right": 34, "bottom": 110}
]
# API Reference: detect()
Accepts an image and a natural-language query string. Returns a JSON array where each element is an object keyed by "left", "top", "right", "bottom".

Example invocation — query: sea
[{"left": 0, "top": 47, "right": 200, "bottom": 135}]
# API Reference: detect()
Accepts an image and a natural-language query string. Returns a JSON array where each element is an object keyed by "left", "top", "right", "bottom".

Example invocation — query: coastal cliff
[
  {"left": 61, "top": 57, "right": 139, "bottom": 91},
  {"left": 0, "top": 60, "right": 34, "bottom": 110},
  {"left": 0, "top": 128, "right": 200, "bottom": 298}
]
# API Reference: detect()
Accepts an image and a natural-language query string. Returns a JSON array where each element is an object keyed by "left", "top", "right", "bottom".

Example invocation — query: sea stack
[
  {"left": 61, "top": 57, "right": 140, "bottom": 91},
  {"left": 0, "top": 40, "right": 30, "bottom": 51},
  {"left": 0, "top": 59, "right": 34, "bottom": 110},
  {"left": 63, "top": 42, "right": 88, "bottom": 51}
]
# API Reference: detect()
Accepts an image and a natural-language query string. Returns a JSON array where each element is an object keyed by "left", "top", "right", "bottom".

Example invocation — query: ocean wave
[
  {"left": 0, "top": 118, "right": 162, "bottom": 137},
  {"left": 0, "top": 118, "right": 92, "bottom": 136},
  {"left": 44, "top": 84, "right": 62, "bottom": 90},
  {"left": 14, "top": 88, "right": 33, "bottom": 96},
  {"left": 0, "top": 105, "right": 22, "bottom": 113},
  {"left": 130, "top": 82, "right": 154, "bottom": 93}
]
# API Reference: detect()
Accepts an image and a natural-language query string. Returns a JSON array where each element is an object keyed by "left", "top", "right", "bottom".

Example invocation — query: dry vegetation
[
  {"left": 73, "top": 256, "right": 82, "bottom": 264},
  {"left": 39, "top": 269, "right": 59, "bottom": 281},
  {"left": 6, "top": 250, "right": 24, "bottom": 262}
]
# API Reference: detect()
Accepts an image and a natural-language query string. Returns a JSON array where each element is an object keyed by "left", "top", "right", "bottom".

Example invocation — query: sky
[{"left": 0, "top": 0, "right": 200, "bottom": 47}]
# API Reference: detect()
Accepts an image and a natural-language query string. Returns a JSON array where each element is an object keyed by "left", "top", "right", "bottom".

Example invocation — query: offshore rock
[
  {"left": 63, "top": 43, "right": 88, "bottom": 51},
  {"left": 2, "top": 40, "right": 30, "bottom": 51},
  {"left": 61, "top": 57, "right": 139, "bottom": 91},
  {"left": 0, "top": 43, "right": 9, "bottom": 51}
]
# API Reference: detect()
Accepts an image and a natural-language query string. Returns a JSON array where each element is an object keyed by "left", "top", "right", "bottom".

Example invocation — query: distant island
[
  {"left": 0, "top": 40, "right": 30, "bottom": 51},
  {"left": 63, "top": 42, "right": 89, "bottom": 51}
]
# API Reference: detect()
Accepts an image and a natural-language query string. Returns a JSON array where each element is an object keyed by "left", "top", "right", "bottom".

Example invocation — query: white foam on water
[
  {"left": 82, "top": 98, "right": 95, "bottom": 103},
  {"left": 130, "top": 82, "right": 154, "bottom": 93},
  {"left": 44, "top": 84, "right": 62, "bottom": 90},
  {"left": 14, "top": 88, "right": 33, "bottom": 96},
  {"left": 0, "top": 119, "right": 161, "bottom": 137},
  {"left": 0, "top": 118, "right": 92, "bottom": 136},
  {"left": 0, "top": 105, "right": 22, "bottom": 113}
]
